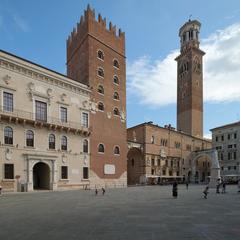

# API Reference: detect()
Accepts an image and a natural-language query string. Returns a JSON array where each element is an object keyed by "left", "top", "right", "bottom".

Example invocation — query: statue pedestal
[{"left": 209, "top": 168, "right": 220, "bottom": 188}]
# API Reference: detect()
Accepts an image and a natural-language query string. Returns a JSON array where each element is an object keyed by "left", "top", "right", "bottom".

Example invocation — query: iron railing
[{"left": 0, "top": 106, "right": 89, "bottom": 132}]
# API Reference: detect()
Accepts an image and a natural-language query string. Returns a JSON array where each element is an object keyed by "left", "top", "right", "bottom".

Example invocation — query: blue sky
[{"left": 1, "top": 0, "right": 240, "bottom": 138}]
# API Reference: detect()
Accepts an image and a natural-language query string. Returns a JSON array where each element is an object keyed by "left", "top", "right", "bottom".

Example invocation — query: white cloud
[
  {"left": 13, "top": 14, "right": 29, "bottom": 32},
  {"left": 203, "top": 133, "right": 212, "bottom": 140},
  {"left": 127, "top": 22, "right": 240, "bottom": 107}
]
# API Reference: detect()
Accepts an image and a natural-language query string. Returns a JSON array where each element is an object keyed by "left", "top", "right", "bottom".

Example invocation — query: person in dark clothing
[
  {"left": 186, "top": 181, "right": 189, "bottom": 190},
  {"left": 95, "top": 188, "right": 98, "bottom": 196},
  {"left": 102, "top": 187, "right": 106, "bottom": 195},
  {"left": 222, "top": 181, "right": 226, "bottom": 194},
  {"left": 172, "top": 181, "right": 178, "bottom": 198}
]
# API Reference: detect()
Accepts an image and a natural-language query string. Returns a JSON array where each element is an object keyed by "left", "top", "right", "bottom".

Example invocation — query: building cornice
[{"left": 0, "top": 50, "right": 91, "bottom": 96}]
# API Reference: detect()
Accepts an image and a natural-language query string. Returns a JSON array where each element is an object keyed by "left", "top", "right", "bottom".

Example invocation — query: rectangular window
[
  {"left": 82, "top": 112, "right": 88, "bottom": 128},
  {"left": 221, "top": 135, "right": 224, "bottom": 141},
  {"left": 234, "top": 133, "right": 237, "bottom": 139},
  {"left": 60, "top": 107, "right": 67, "bottom": 122},
  {"left": 83, "top": 167, "right": 89, "bottom": 179},
  {"left": 215, "top": 136, "right": 218, "bottom": 142},
  {"left": 35, "top": 101, "right": 47, "bottom": 122},
  {"left": 157, "top": 159, "right": 160, "bottom": 166},
  {"left": 162, "top": 170, "right": 166, "bottom": 175},
  {"left": 4, "top": 164, "right": 14, "bottom": 179},
  {"left": 234, "top": 152, "right": 237, "bottom": 160},
  {"left": 151, "top": 159, "right": 155, "bottom": 166},
  {"left": 3, "top": 92, "right": 13, "bottom": 112},
  {"left": 175, "top": 142, "right": 181, "bottom": 149},
  {"left": 61, "top": 166, "right": 68, "bottom": 179},
  {"left": 186, "top": 144, "right": 192, "bottom": 151}
]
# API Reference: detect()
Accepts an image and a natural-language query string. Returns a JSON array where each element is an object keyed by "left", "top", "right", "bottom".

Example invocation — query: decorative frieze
[{"left": 0, "top": 58, "right": 90, "bottom": 96}]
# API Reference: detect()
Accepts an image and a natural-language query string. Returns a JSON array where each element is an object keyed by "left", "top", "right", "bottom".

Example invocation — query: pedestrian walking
[
  {"left": 222, "top": 181, "right": 226, "bottom": 194},
  {"left": 238, "top": 179, "right": 240, "bottom": 193},
  {"left": 203, "top": 186, "right": 209, "bottom": 199},
  {"left": 216, "top": 183, "right": 220, "bottom": 194},
  {"left": 102, "top": 187, "right": 105, "bottom": 195},
  {"left": 186, "top": 181, "right": 189, "bottom": 190},
  {"left": 216, "top": 178, "right": 221, "bottom": 194},
  {"left": 172, "top": 181, "right": 178, "bottom": 198},
  {"left": 95, "top": 188, "right": 98, "bottom": 196}
]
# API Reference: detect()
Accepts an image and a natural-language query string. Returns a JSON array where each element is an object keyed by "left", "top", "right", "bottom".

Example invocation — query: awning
[
  {"left": 160, "top": 176, "right": 184, "bottom": 178},
  {"left": 222, "top": 174, "right": 240, "bottom": 177},
  {"left": 146, "top": 175, "right": 160, "bottom": 178}
]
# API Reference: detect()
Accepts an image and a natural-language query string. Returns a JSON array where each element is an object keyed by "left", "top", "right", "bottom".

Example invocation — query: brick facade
[
  {"left": 66, "top": 5, "right": 127, "bottom": 187},
  {"left": 127, "top": 123, "right": 212, "bottom": 185}
]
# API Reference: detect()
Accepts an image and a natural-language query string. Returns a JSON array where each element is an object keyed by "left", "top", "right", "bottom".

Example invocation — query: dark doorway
[{"left": 33, "top": 162, "right": 50, "bottom": 190}]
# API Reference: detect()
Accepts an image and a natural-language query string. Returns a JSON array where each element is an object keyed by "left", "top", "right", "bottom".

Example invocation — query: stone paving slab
[{"left": 0, "top": 185, "right": 239, "bottom": 240}]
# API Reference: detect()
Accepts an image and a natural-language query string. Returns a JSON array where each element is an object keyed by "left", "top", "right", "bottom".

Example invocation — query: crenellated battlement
[{"left": 67, "top": 4, "right": 125, "bottom": 47}]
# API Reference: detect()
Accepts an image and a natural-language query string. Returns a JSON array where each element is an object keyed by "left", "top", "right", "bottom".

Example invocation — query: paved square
[{"left": 0, "top": 185, "right": 239, "bottom": 240}]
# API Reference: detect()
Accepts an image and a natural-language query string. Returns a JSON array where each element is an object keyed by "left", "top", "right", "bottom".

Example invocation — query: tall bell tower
[{"left": 175, "top": 20, "right": 205, "bottom": 138}]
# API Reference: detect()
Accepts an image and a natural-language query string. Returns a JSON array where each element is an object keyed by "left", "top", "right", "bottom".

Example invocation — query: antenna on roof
[{"left": 189, "top": 14, "right": 192, "bottom": 21}]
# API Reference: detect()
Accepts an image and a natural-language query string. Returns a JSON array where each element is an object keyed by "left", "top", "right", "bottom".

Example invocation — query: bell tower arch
[{"left": 175, "top": 20, "right": 205, "bottom": 138}]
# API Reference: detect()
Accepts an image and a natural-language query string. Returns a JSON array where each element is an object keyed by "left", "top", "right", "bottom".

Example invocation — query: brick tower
[
  {"left": 175, "top": 20, "right": 205, "bottom": 138},
  {"left": 66, "top": 5, "right": 127, "bottom": 187}
]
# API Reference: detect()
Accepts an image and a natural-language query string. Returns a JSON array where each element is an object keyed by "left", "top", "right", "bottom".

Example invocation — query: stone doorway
[{"left": 33, "top": 162, "right": 50, "bottom": 190}]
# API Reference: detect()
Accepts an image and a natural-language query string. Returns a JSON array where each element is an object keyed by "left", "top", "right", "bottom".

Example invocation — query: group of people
[
  {"left": 172, "top": 178, "right": 240, "bottom": 199},
  {"left": 95, "top": 187, "right": 106, "bottom": 196}
]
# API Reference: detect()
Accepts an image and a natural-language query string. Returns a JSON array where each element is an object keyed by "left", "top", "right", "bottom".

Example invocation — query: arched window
[
  {"left": 97, "top": 67, "right": 104, "bottom": 77},
  {"left": 98, "top": 143, "right": 104, "bottom": 153},
  {"left": 97, "top": 85, "right": 104, "bottom": 94},
  {"left": 83, "top": 139, "right": 88, "bottom": 153},
  {"left": 114, "top": 146, "right": 120, "bottom": 155},
  {"left": 113, "top": 75, "right": 119, "bottom": 85},
  {"left": 61, "top": 136, "right": 67, "bottom": 151},
  {"left": 131, "top": 158, "right": 134, "bottom": 166},
  {"left": 113, "top": 59, "right": 119, "bottom": 69},
  {"left": 98, "top": 102, "right": 104, "bottom": 111},
  {"left": 49, "top": 134, "right": 55, "bottom": 150},
  {"left": 113, "top": 92, "right": 119, "bottom": 100},
  {"left": 113, "top": 107, "right": 120, "bottom": 116},
  {"left": 26, "top": 130, "right": 34, "bottom": 147},
  {"left": 97, "top": 50, "right": 104, "bottom": 60},
  {"left": 4, "top": 127, "right": 13, "bottom": 145}
]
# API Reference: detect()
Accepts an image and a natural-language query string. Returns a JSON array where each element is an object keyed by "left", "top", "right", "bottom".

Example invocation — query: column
[
  {"left": 209, "top": 150, "right": 221, "bottom": 188},
  {"left": 27, "top": 160, "right": 33, "bottom": 191}
]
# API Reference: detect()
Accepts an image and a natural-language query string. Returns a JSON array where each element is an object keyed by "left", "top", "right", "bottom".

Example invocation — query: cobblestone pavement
[{"left": 0, "top": 184, "right": 239, "bottom": 240}]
